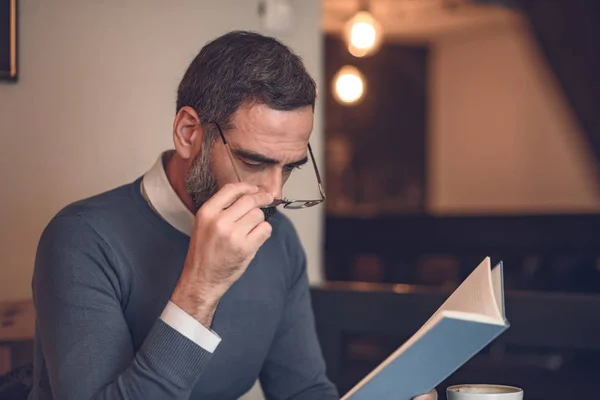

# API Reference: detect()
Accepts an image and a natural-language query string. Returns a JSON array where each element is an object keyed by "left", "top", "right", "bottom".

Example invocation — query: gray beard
[
  {"left": 184, "top": 146, "right": 277, "bottom": 220},
  {"left": 185, "top": 145, "right": 218, "bottom": 211}
]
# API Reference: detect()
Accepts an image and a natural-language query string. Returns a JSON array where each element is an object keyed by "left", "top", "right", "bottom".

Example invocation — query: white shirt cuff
[{"left": 160, "top": 301, "right": 221, "bottom": 353}]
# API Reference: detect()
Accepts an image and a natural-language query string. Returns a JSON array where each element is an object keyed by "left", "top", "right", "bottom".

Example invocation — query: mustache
[{"left": 261, "top": 206, "right": 277, "bottom": 221}]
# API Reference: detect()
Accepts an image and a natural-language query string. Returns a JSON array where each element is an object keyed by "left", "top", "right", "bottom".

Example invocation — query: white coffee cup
[{"left": 446, "top": 384, "right": 523, "bottom": 400}]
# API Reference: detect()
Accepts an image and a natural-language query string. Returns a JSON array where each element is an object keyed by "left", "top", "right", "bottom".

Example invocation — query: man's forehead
[{"left": 231, "top": 103, "right": 314, "bottom": 139}]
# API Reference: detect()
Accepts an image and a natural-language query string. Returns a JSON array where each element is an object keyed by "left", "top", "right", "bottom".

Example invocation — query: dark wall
[
  {"left": 0, "top": 0, "right": 16, "bottom": 80},
  {"left": 324, "top": 35, "right": 429, "bottom": 214},
  {"left": 516, "top": 0, "right": 600, "bottom": 184},
  {"left": 0, "top": 1, "right": 12, "bottom": 74}
]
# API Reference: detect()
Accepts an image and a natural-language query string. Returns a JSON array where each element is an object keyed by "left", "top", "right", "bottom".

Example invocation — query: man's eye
[
  {"left": 283, "top": 165, "right": 302, "bottom": 173},
  {"left": 242, "top": 161, "right": 263, "bottom": 169}
]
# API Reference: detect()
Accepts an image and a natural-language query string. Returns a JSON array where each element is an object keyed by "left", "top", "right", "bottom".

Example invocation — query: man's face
[{"left": 185, "top": 103, "right": 314, "bottom": 214}]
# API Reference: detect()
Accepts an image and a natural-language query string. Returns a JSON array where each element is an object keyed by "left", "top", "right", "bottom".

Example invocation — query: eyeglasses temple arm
[
  {"left": 224, "top": 144, "right": 243, "bottom": 183},
  {"left": 214, "top": 122, "right": 243, "bottom": 183},
  {"left": 307, "top": 143, "right": 326, "bottom": 200}
]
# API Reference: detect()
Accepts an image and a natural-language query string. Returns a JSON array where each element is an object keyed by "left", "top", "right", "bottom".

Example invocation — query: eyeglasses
[{"left": 212, "top": 121, "right": 325, "bottom": 209}]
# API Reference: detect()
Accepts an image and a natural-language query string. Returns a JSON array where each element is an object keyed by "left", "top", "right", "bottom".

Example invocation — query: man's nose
[{"left": 259, "top": 169, "right": 283, "bottom": 199}]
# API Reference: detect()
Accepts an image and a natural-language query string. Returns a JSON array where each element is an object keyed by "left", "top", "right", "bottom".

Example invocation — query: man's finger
[
  {"left": 236, "top": 207, "right": 267, "bottom": 236},
  {"left": 222, "top": 191, "right": 274, "bottom": 222},
  {"left": 201, "top": 182, "right": 258, "bottom": 213},
  {"left": 246, "top": 220, "right": 273, "bottom": 249}
]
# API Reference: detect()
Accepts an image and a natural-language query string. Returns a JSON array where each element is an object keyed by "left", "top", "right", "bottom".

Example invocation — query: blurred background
[{"left": 1, "top": 1, "right": 599, "bottom": 399}]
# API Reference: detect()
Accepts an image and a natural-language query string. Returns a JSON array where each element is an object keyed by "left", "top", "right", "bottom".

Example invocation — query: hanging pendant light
[
  {"left": 343, "top": 0, "right": 383, "bottom": 57},
  {"left": 332, "top": 65, "right": 366, "bottom": 105}
]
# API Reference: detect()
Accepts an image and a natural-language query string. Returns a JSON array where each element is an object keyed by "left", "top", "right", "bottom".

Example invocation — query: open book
[{"left": 342, "top": 257, "right": 510, "bottom": 400}]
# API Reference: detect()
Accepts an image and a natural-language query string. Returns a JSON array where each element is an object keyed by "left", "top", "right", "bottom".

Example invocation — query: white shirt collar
[{"left": 142, "top": 151, "right": 195, "bottom": 236}]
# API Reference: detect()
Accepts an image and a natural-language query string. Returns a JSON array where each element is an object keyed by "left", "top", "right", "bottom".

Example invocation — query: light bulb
[
  {"left": 343, "top": 11, "right": 383, "bottom": 58},
  {"left": 333, "top": 65, "right": 365, "bottom": 105}
]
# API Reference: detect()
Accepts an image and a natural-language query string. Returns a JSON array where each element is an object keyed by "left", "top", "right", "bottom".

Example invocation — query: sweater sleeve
[
  {"left": 31, "top": 214, "right": 211, "bottom": 400},
  {"left": 258, "top": 219, "right": 340, "bottom": 400}
]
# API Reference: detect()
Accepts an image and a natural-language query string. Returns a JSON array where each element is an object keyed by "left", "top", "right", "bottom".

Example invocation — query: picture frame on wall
[{"left": 0, "top": 0, "right": 17, "bottom": 81}]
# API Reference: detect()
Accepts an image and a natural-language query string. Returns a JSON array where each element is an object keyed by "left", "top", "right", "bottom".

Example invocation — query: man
[{"left": 29, "top": 31, "right": 436, "bottom": 400}]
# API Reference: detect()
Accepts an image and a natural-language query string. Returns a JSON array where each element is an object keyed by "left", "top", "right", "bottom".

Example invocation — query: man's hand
[
  {"left": 171, "top": 182, "right": 274, "bottom": 327},
  {"left": 413, "top": 388, "right": 438, "bottom": 400}
]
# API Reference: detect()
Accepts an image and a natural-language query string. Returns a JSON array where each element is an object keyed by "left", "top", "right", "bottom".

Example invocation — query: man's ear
[{"left": 173, "top": 106, "right": 204, "bottom": 160}]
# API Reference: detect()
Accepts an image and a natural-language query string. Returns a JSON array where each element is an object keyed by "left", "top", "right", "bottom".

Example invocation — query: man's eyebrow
[
  {"left": 232, "top": 149, "right": 278, "bottom": 164},
  {"left": 287, "top": 156, "right": 309, "bottom": 168},
  {"left": 232, "top": 148, "right": 308, "bottom": 167}
]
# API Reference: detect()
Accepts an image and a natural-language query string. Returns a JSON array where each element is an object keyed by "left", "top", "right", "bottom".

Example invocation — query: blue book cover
[{"left": 342, "top": 257, "right": 510, "bottom": 400}]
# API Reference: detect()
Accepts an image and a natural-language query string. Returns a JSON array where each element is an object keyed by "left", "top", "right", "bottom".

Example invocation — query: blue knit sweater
[{"left": 28, "top": 177, "right": 338, "bottom": 400}]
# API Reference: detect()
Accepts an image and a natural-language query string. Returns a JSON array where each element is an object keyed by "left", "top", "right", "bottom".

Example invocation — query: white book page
[
  {"left": 491, "top": 262, "right": 505, "bottom": 319},
  {"left": 430, "top": 257, "right": 503, "bottom": 322},
  {"left": 442, "top": 310, "right": 505, "bottom": 325}
]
